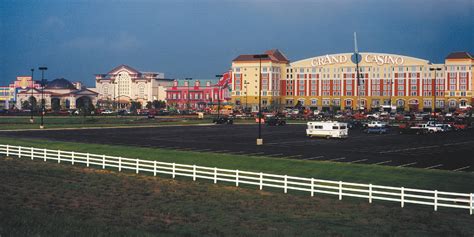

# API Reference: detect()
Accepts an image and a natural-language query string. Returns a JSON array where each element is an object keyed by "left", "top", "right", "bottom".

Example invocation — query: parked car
[
  {"left": 365, "top": 126, "right": 389, "bottom": 134},
  {"left": 365, "top": 121, "right": 388, "bottom": 128},
  {"left": 213, "top": 116, "right": 233, "bottom": 125},
  {"left": 366, "top": 113, "right": 380, "bottom": 120},
  {"left": 265, "top": 117, "right": 286, "bottom": 126},
  {"left": 101, "top": 110, "right": 113, "bottom": 114}
]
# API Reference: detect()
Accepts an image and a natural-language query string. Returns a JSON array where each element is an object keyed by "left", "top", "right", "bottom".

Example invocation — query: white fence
[{"left": 0, "top": 144, "right": 472, "bottom": 215}]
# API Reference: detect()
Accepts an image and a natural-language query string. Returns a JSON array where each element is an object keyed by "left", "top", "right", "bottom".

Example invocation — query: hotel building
[
  {"left": 165, "top": 73, "right": 232, "bottom": 110},
  {"left": 95, "top": 65, "right": 173, "bottom": 109},
  {"left": 231, "top": 50, "right": 473, "bottom": 112}
]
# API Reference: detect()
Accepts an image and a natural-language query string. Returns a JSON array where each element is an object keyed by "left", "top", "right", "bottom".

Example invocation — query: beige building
[
  {"left": 16, "top": 78, "right": 98, "bottom": 110},
  {"left": 95, "top": 65, "right": 173, "bottom": 109},
  {"left": 231, "top": 50, "right": 473, "bottom": 112}
]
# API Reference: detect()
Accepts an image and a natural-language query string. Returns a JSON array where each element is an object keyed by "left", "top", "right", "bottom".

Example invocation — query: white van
[{"left": 306, "top": 121, "right": 349, "bottom": 139}]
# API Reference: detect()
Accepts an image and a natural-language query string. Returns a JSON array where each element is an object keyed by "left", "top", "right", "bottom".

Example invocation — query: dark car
[
  {"left": 265, "top": 117, "right": 286, "bottom": 126},
  {"left": 364, "top": 126, "right": 389, "bottom": 134},
  {"left": 213, "top": 117, "right": 233, "bottom": 125}
]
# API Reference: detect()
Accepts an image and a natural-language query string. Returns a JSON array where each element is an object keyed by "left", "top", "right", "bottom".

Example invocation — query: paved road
[{"left": 1, "top": 124, "right": 473, "bottom": 172}]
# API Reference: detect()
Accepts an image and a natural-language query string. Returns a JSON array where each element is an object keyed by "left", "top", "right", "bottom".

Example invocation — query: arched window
[{"left": 138, "top": 84, "right": 145, "bottom": 97}]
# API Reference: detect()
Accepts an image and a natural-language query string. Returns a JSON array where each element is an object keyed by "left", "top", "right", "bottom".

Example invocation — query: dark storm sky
[{"left": 1, "top": 0, "right": 473, "bottom": 86}]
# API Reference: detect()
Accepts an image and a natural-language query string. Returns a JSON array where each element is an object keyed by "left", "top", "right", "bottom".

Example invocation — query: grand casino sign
[{"left": 310, "top": 53, "right": 405, "bottom": 67}]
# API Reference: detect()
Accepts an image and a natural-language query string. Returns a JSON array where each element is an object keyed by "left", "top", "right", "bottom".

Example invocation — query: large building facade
[
  {"left": 95, "top": 65, "right": 173, "bottom": 109},
  {"left": 0, "top": 76, "right": 41, "bottom": 109},
  {"left": 165, "top": 73, "right": 232, "bottom": 110},
  {"left": 16, "top": 78, "right": 98, "bottom": 110},
  {"left": 231, "top": 50, "right": 473, "bottom": 112}
]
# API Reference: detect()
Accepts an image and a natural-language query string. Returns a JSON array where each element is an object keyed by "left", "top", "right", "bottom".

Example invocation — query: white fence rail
[{"left": 0, "top": 144, "right": 472, "bottom": 215}]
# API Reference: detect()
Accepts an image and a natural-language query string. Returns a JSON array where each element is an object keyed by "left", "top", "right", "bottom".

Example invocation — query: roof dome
[{"left": 46, "top": 78, "right": 76, "bottom": 90}]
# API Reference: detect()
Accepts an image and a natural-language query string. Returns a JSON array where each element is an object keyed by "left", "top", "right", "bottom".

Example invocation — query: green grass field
[
  {"left": 1, "top": 137, "right": 473, "bottom": 236},
  {"left": 0, "top": 116, "right": 216, "bottom": 130},
  {"left": 0, "top": 116, "right": 267, "bottom": 130},
  {"left": 1, "top": 157, "right": 473, "bottom": 236}
]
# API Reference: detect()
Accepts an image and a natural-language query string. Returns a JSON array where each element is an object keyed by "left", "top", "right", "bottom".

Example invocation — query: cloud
[
  {"left": 43, "top": 16, "right": 65, "bottom": 29},
  {"left": 61, "top": 32, "right": 141, "bottom": 51}
]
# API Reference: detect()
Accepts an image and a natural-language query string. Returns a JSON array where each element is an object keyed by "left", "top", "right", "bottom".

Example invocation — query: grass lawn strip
[{"left": 0, "top": 136, "right": 473, "bottom": 194}]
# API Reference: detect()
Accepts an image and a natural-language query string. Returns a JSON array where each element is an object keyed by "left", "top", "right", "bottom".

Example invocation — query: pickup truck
[{"left": 420, "top": 123, "right": 443, "bottom": 133}]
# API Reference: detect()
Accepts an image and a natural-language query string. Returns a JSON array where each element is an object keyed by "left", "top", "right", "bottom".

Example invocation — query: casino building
[
  {"left": 231, "top": 50, "right": 473, "bottom": 112},
  {"left": 95, "top": 65, "right": 173, "bottom": 109}
]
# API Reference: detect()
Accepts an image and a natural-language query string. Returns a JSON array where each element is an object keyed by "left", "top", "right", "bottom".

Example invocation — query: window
[{"left": 311, "top": 99, "right": 318, "bottom": 105}]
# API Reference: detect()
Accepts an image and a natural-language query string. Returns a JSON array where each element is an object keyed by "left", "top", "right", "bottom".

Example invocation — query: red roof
[
  {"left": 233, "top": 49, "right": 289, "bottom": 63},
  {"left": 445, "top": 52, "right": 473, "bottom": 60}
]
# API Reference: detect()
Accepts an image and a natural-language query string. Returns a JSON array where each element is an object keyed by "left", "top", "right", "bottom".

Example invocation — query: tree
[
  {"left": 146, "top": 101, "right": 153, "bottom": 110},
  {"left": 152, "top": 100, "right": 166, "bottom": 109},
  {"left": 28, "top": 96, "right": 37, "bottom": 111},
  {"left": 51, "top": 99, "right": 61, "bottom": 111},
  {"left": 76, "top": 97, "right": 95, "bottom": 117},
  {"left": 130, "top": 101, "right": 142, "bottom": 114},
  {"left": 21, "top": 100, "right": 30, "bottom": 110}
]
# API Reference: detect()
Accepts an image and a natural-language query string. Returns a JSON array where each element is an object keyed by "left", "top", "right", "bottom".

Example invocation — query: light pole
[
  {"left": 254, "top": 54, "right": 268, "bottom": 145},
  {"left": 430, "top": 67, "right": 442, "bottom": 122},
  {"left": 215, "top": 75, "right": 223, "bottom": 120},
  {"left": 389, "top": 66, "right": 393, "bottom": 112},
  {"left": 244, "top": 81, "right": 250, "bottom": 112},
  {"left": 38, "top": 67, "right": 47, "bottom": 129},
  {"left": 185, "top": 78, "right": 192, "bottom": 111},
  {"left": 30, "top": 68, "right": 35, "bottom": 123}
]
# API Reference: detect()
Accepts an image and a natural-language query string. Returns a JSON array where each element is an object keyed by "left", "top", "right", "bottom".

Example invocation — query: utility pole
[
  {"left": 353, "top": 32, "right": 362, "bottom": 112},
  {"left": 254, "top": 54, "right": 268, "bottom": 145},
  {"left": 30, "top": 68, "right": 34, "bottom": 123},
  {"left": 38, "top": 67, "right": 48, "bottom": 129}
]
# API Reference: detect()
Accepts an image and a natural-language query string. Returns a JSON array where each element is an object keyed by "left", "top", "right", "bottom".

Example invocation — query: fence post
[
  {"left": 434, "top": 190, "right": 438, "bottom": 211},
  {"left": 470, "top": 193, "right": 473, "bottom": 215},
  {"left": 214, "top": 167, "right": 217, "bottom": 184},
  {"left": 136, "top": 159, "right": 139, "bottom": 174},
  {"left": 44, "top": 149, "right": 46, "bottom": 161},
  {"left": 339, "top": 181, "right": 342, "bottom": 200},
  {"left": 311, "top": 178, "right": 314, "bottom": 197},
  {"left": 236, "top": 170, "right": 239, "bottom": 187},
  {"left": 118, "top": 157, "right": 121, "bottom": 171},
  {"left": 369, "top": 184, "right": 372, "bottom": 203},
  {"left": 154, "top": 161, "right": 157, "bottom": 176},
  {"left": 284, "top": 175, "right": 288, "bottom": 194},
  {"left": 57, "top": 150, "right": 60, "bottom": 163},
  {"left": 102, "top": 155, "right": 106, "bottom": 169},
  {"left": 71, "top": 152, "right": 75, "bottom": 165},
  {"left": 259, "top": 172, "right": 263, "bottom": 190},
  {"left": 87, "top": 153, "right": 90, "bottom": 167},
  {"left": 31, "top": 147, "right": 34, "bottom": 160},
  {"left": 6, "top": 145, "right": 9, "bottom": 157},
  {"left": 19, "top": 146, "right": 21, "bottom": 158},
  {"left": 172, "top": 163, "right": 175, "bottom": 178},
  {"left": 401, "top": 187, "right": 405, "bottom": 208},
  {"left": 193, "top": 165, "right": 196, "bottom": 181}
]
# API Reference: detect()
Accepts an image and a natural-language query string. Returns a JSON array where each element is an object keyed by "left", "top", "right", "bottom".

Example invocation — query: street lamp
[
  {"left": 30, "top": 68, "right": 35, "bottom": 123},
  {"left": 244, "top": 81, "right": 250, "bottom": 112},
  {"left": 215, "top": 75, "right": 223, "bottom": 120},
  {"left": 38, "top": 67, "right": 48, "bottom": 129},
  {"left": 185, "top": 77, "right": 192, "bottom": 111},
  {"left": 253, "top": 54, "right": 269, "bottom": 145},
  {"left": 430, "top": 67, "right": 442, "bottom": 122}
]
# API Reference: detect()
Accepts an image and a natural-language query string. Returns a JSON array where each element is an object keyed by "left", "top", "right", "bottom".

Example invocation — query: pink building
[{"left": 166, "top": 72, "right": 232, "bottom": 110}]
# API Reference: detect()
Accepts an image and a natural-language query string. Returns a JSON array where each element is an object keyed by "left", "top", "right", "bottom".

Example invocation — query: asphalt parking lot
[{"left": 1, "top": 124, "right": 473, "bottom": 172}]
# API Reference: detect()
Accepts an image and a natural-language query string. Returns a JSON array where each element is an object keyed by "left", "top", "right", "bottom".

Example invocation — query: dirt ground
[{"left": 0, "top": 157, "right": 473, "bottom": 236}]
